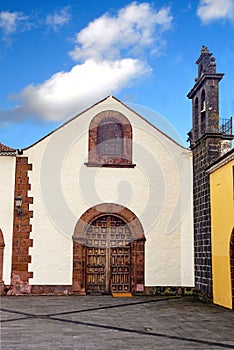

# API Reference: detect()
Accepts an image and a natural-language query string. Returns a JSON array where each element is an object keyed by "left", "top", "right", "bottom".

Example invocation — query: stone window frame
[{"left": 86, "top": 110, "right": 135, "bottom": 168}]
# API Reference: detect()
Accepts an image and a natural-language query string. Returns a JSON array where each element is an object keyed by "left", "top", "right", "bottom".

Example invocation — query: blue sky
[{"left": 0, "top": 0, "right": 233, "bottom": 148}]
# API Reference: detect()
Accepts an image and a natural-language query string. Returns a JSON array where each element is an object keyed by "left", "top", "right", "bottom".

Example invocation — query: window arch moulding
[{"left": 86, "top": 110, "right": 135, "bottom": 167}]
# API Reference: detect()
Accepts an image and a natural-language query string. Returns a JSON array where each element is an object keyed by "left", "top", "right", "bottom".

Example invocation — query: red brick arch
[
  {"left": 87, "top": 110, "right": 133, "bottom": 167},
  {"left": 72, "top": 203, "right": 145, "bottom": 295}
]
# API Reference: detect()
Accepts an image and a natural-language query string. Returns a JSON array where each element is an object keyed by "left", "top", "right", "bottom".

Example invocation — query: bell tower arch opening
[{"left": 200, "top": 89, "right": 206, "bottom": 134}]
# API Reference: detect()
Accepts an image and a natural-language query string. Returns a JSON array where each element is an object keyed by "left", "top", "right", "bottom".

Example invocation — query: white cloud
[
  {"left": 0, "top": 11, "right": 29, "bottom": 36},
  {"left": 70, "top": 2, "right": 172, "bottom": 61},
  {"left": 1, "top": 2, "right": 172, "bottom": 124},
  {"left": 0, "top": 7, "right": 70, "bottom": 40},
  {"left": 4, "top": 59, "right": 150, "bottom": 122},
  {"left": 197, "top": 0, "right": 234, "bottom": 23},
  {"left": 45, "top": 7, "right": 70, "bottom": 31}
]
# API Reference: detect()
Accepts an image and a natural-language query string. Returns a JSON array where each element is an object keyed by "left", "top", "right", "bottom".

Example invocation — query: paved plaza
[{"left": 0, "top": 295, "right": 234, "bottom": 349}]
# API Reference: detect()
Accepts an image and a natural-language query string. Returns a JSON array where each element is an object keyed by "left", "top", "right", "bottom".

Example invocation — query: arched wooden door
[{"left": 86, "top": 215, "right": 131, "bottom": 294}]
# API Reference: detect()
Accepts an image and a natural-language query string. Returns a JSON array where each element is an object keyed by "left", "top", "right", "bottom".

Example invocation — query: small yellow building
[{"left": 208, "top": 148, "right": 234, "bottom": 309}]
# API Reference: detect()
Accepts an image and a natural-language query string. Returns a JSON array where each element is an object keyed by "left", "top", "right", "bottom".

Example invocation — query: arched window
[
  {"left": 87, "top": 110, "right": 134, "bottom": 167},
  {"left": 97, "top": 119, "right": 123, "bottom": 157}
]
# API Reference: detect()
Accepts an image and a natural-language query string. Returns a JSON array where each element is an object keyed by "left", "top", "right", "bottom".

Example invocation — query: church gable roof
[{"left": 25, "top": 95, "right": 188, "bottom": 151}]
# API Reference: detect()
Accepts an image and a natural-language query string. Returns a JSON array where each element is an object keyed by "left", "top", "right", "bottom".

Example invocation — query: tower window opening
[{"left": 200, "top": 90, "right": 206, "bottom": 134}]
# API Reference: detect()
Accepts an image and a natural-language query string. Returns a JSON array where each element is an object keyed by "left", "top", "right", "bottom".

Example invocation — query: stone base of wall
[
  {"left": 31, "top": 285, "right": 73, "bottom": 296},
  {"left": 4, "top": 285, "right": 74, "bottom": 296},
  {"left": 3, "top": 285, "right": 195, "bottom": 297},
  {"left": 6, "top": 272, "right": 33, "bottom": 295},
  {"left": 194, "top": 289, "right": 213, "bottom": 303},
  {"left": 144, "top": 286, "right": 194, "bottom": 297}
]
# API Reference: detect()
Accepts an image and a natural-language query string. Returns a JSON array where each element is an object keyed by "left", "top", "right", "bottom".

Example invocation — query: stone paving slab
[{"left": 0, "top": 296, "right": 234, "bottom": 349}]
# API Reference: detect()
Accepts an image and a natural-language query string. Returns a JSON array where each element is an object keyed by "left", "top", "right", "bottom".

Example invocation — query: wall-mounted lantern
[{"left": 15, "top": 195, "right": 22, "bottom": 218}]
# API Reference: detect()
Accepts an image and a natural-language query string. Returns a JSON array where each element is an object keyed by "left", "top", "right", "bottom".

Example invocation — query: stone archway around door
[{"left": 72, "top": 203, "right": 145, "bottom": 295}]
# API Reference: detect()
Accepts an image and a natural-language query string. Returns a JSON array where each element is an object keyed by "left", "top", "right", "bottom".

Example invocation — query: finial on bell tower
[{"left": 196, "top": 45, "right": 216, "bottom": 79}]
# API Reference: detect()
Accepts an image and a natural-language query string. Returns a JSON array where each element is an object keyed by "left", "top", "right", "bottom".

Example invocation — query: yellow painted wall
[{"left": 210, "top": 156, "right": 234, "bottom": 309}]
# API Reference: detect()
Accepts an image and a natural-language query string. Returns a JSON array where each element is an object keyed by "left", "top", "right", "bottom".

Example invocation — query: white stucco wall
[
  {"left": 25, "top": 96, "right": 194, "bottom": 286},
  {"left": 0, "top": 156, "right": 16, "bottom": 284}
]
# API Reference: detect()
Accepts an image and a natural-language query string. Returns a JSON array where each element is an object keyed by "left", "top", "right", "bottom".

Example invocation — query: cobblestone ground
[{"left": 1, "top": 295, "right": 234, "bottom": 349}]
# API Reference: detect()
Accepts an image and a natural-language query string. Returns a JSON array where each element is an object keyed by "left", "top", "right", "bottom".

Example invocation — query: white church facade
[{"left": 0, "top": 95, "right": 194, "bottom": 295}]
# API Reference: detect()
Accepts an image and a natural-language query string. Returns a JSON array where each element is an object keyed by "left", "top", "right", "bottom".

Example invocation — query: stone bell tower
[{"left": 187, "top": 46, "right": 233, "bottom": 298}]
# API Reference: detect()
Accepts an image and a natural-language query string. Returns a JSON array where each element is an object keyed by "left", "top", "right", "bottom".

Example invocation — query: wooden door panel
[
  {"left": 111, "top": 246, "right": 131, "bottom": 292},
  {"left": 86, "top": 215, "right": 131, "bottom": 293},
  {"left": 86, "top": 247, "right": 106, "bottom": 293}
]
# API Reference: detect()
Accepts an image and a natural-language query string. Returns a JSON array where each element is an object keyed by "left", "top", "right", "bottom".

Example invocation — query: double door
[{"left": 86, "top": 215, "right": 131, "bottom": 293}]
